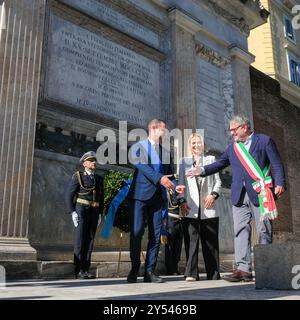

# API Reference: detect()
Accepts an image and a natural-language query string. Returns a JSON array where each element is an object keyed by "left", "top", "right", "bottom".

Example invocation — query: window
[
  {"left": 288, "top": 54, "right": 300, "bottom": 86},
  {"left": 284, "top": 16, "right": 296, "bottom": 43}
]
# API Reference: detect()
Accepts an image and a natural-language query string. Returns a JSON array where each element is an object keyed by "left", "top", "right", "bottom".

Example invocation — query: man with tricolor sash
[{"left": 186, "top": 115, "right": 286, "bottom": 282}]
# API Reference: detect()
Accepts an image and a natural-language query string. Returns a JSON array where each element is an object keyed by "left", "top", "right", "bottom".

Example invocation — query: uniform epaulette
[
  {"left": 74, "top": 170, "right": 95, "bottom": 192},
  {"left": 72, "top": 171, "right": 79, "bottom": 179}
]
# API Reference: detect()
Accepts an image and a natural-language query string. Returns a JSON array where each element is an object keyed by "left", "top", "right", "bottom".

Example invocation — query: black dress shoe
[
  {"left": 85, "top": 272, "right": 95, "bottom": 279},
  {"left": 173, "top": 270, "right": 182, "bottom": 276},
  {"left": 127, "top": 270, "right": 138, "bottom": 283},
  {"left": 76, "top": 271, "right": 89, "bottom": 279},
  {"left": 144, "top": 272, "right": 164, "bottom": 283},
  {"left": 166, "top": 270, "right": 181, "bottom": 276},
  {"left": 207, "top": 272, "right": 221, "bottom": 280},
  {"left": 222, "top": 269, "right": 253, "bottom": 282}
]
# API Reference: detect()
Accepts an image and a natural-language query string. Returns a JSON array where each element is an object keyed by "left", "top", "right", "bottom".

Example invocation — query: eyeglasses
[{"left": 229, "top": 125, "right": 243, "bottom": 133}]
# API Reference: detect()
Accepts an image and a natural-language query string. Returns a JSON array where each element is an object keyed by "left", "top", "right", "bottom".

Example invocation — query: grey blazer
[{"left": 178, "top": 156, "right": 221, "bottom": 219}]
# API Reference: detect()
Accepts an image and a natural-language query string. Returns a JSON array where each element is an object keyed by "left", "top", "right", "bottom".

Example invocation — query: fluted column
[
  {"left": 169, "top": 8, "right": 202, "bottom": 132},
  {"left": 0, "top": 0, "right": 46, "bottom": 259},
  {"left": 229, "top": 45, "right": 255, "bottom": 125}
]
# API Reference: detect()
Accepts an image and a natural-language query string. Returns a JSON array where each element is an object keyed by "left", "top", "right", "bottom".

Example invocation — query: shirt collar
[
  {"left": 148, "top": 137, "right": 157, "bottom": 146},
  {"left": 243, "top": 132, "right": 253, "bottom": 145}
]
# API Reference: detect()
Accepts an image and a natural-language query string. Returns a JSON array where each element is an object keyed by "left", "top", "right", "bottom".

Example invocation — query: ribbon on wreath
[
  {"left": 99, "top": 179, "right": 132, "bottom": 239},
  {"left": 160, "top": 208, "right": 169, "bottom": 245}
]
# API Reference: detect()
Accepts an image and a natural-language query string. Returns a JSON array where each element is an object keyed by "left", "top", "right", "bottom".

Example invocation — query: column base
[{"left": 0, "top": 237, "right": 37, "bottom": 261}]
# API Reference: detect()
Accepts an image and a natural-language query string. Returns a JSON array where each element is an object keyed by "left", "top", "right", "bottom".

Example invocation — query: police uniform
[
  {"left": 164, "top": 186, "right": 183, "bottom": 275},
  {"left": 65, "top": 151, "right": 103, "bottom": 278},
  {"left": 165, "top": 215, "right": 183, "bottom": 275}
]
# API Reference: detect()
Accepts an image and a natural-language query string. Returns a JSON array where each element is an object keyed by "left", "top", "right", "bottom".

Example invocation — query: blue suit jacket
[
  {"left": 127, "top": 139, "right": 174, "bottom": 201},
  {"left": 203, "top": 133, "right": 286, "bottom": 206}
]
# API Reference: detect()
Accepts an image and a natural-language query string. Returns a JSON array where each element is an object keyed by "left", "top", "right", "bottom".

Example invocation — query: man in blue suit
[
  {"left": 187, "top": 115, "right": 286, "bottom": 282},
  {"left": 127, "top": 119, "right": 175, "bottom": 283}
]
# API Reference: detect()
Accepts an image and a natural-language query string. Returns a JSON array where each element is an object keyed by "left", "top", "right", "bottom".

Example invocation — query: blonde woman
[{"left": 178, "top": 133, "right": 221, "bottom": 281}]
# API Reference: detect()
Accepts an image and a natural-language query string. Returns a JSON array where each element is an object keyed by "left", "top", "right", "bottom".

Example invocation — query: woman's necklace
[{"left": 192, "top": 155, "right": 202, "bottom": 167}]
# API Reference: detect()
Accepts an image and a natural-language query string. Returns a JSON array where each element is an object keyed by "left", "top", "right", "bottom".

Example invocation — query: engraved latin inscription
[
  {"left": 60, "top": 0, "right": 159, "bottom": 48},
  {"left": 45, "top": 14, "right": 160, "bottom": 125},
  {"left": 196, "top": 58, "right": 229, "bottom": 152}
]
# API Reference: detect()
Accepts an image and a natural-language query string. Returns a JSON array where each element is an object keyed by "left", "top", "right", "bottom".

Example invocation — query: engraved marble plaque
[
  {"left": 44, "top": 13, "right": 160, "bottom": 126},
  {"left": 60, "top": 0, "right": 160, "bottom": 48},
  {"left": 196, "top": 58, "right": 233, "bottom": 152}
]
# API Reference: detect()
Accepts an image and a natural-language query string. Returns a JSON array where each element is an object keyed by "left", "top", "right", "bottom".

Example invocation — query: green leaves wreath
[{"left": 103, "top": 170, "right": 133, "bottom": 233}]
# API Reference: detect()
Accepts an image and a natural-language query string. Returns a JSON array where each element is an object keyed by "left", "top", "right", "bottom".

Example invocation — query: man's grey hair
[{"left": 230, "top": 115, "right": 251, "bottom": 130}]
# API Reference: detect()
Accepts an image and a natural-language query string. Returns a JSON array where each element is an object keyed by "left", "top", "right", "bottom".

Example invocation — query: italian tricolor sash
[{"left": 233, "top": 142, "right": 278, "bottom": 220}]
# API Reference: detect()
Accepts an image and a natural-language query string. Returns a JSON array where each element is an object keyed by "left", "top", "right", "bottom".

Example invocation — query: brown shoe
[{"left": 222, "top": 269, "right": 253, "bottom": 282}]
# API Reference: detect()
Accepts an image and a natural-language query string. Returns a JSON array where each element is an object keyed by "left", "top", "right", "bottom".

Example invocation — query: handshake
[{"left": 185, "top": 166, "right": 202, "bottom": 178}]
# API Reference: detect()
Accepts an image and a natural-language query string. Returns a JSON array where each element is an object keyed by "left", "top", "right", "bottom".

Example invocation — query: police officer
[
  {"left": 164, "top": 184, "right": 184, "bottom": 276},
  {"left": 164, "top": 214, "right": 183, "bottom": 275},
  {"left": 65, "top": 151, "right": 103, "bottom": 279}
]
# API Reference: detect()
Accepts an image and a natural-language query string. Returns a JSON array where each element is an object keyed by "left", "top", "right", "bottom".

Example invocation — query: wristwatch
[
  {"left": 210, "top": 192, "right": 219, "bottom": 200},
  {"left": 177, "top": 197, "right": 187, "bottom": 205}
]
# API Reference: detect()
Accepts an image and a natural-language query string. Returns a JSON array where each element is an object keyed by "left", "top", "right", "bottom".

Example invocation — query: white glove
[
  {"left": 97, "top": 214, "right": 102, "bottom": 226},
  {"left": 71, "top": 211, "right": 79, "bottom": 228}
]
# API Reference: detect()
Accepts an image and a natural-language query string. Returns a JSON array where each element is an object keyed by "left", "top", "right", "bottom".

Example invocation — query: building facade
[
  {"left": 249, "top": 0, "right": 300, "bottom": 107},
  {"left": 0, "top": 0, "right": 270, "bottom": 278}
]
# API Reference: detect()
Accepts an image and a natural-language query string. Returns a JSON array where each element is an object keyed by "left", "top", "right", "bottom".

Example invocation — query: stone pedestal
[
  {"left": 0, "top": 237, "right": 37, "bottom": 261},
  {"left": 254, "top": 242, "right": 300, "bottom": 290}
]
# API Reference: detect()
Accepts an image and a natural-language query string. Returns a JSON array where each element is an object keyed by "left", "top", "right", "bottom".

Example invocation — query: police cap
[{"left": 80, "top": 151, "right": 97, "bottom": 163}]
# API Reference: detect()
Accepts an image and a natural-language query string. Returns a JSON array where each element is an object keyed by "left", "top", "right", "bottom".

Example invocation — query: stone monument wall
[
  {"left": 194, "top": 42, "right": 235, "bottom": 255},
  {"left": 251, "top": 66, "right": 300, "bottom": 242},
  {"left": 30, "top": 0, "right": 170, "bottom": 260},
  {"left": 31, "top": 0, "right": 256, "bottom": 266}
]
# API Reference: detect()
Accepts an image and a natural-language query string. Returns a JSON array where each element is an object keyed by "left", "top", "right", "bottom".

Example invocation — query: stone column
[
  {"left": 168, "top": 8, "right": 202, "bottom": 132},
  {"left": 0, "top": 0, "right": 46, "bottom": 260},
  {"left": 229, "top": 45, "right": 255, "bottom": 126},
  {"left": 168, "top": 8, "right": 202, "bottom": 163}
]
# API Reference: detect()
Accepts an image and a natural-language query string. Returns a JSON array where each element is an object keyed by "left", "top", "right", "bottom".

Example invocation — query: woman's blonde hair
[{"left": 187, "top": 133, "right": 206, "bottom": 156}]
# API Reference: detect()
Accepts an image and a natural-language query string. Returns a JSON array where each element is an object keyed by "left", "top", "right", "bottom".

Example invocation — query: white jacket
[{"left": 178, "top": 155, "right": 221, "bottom": 219}]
